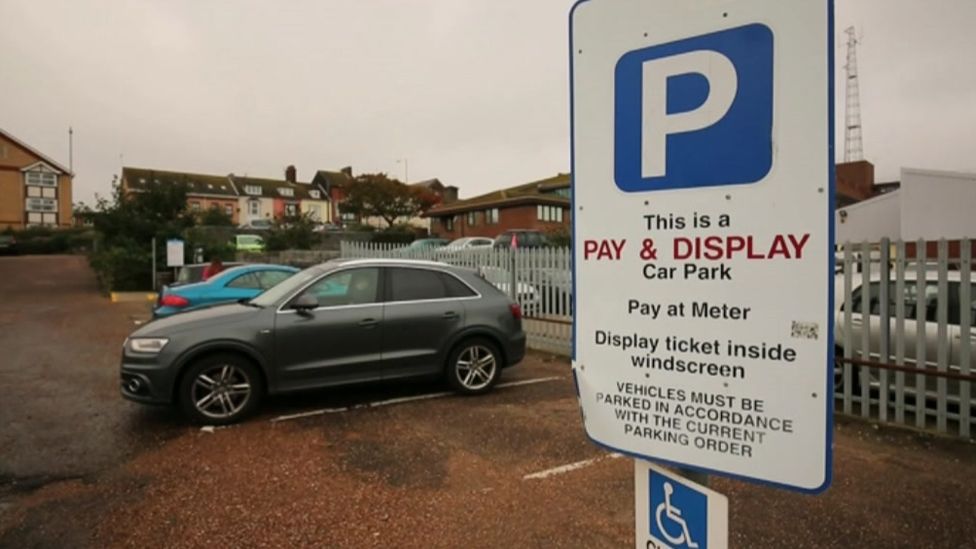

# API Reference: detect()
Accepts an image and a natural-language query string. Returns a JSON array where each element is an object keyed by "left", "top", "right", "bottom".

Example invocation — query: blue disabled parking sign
[{"left": 636, "top": 461, "right": 728, "bottom": 549}]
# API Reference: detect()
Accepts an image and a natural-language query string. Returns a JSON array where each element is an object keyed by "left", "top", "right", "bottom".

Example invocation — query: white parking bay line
[
  {"left": 522, "top": 453, "right": 624, "bottom": 481},
  {"left": 270, "top": 375, "right": 563, "bottom": 423}
]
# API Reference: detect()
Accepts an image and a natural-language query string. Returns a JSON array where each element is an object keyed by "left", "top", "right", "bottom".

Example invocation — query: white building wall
[
  {"left": 900, "top": 168, "right": 976, "bottom": 240},
  {"left": 301, "top": 199, "right": 332, "bottom": 223},
  {"left": 239, "top": 197, "right": 274, "bottom": 225},
  {"left": 835, "top": 191, "right": 901, "bottom": 243}
]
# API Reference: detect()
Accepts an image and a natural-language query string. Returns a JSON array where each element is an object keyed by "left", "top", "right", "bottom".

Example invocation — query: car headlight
[{"left": 127, "top": 337, "right": 169, "bottom": 354}]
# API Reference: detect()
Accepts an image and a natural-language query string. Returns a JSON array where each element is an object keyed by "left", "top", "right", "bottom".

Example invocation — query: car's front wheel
[
  {"left": 447, "top": 339, "right": 501, "bottom": 395},
  {"left": 178, "top": 353, "right": 263, "bottom": 424}
]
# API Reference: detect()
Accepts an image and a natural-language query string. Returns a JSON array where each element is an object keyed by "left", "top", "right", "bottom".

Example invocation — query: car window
[
  {"left": 440, "top": 273, "right": 476, "bottom": 298},
  {"left": 227, "top": 272, "right": 262, "bottom": 289},
  {"left": 256, "top": 270, "right": 293, "bottom": 289},
  {"left": 388, "top": 268, "right": 450, "bottom": 302},
  {"left": 297, "top": 268, "right": 380, "bottom": 307}
]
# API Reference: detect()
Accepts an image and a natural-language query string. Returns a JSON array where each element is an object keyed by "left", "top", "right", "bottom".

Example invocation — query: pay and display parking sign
[{"left": 570, "top": 0, "right": 834, "bottom": 491}]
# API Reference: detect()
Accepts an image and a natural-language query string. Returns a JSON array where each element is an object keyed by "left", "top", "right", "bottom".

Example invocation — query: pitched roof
[
  {"left": 121, "top": 167, "right": 237, "bottom": 197},
  {"left": 423, "top": 173, "right": 570, "bottom": 217},
  {"left": 231, "top": 175, "right": 325, "bottom": 200},
  {"left": 120, "top": 167, "right": 330, "bottom": 201},
  {"left": 312, "top": 170, "right": 354, "bottom": 191},
  {"left": 409, "top": 178, "right": 445, "bottom": 191},
  {"left": 0, "top": 126, "right": 72, "bottom": 175}
]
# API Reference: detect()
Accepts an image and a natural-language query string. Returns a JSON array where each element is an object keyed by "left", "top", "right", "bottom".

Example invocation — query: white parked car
[
  {"left": 442, "top": 237, "right": 494, "bottom": 252},
  {"left": 834, "top": 270, "right": 974, "bottom": 408}
]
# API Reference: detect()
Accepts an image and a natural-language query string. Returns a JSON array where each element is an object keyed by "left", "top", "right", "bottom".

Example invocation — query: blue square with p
[
  {"left": 649, "top": 470, "right": 708, "bottom": 548},
  {"left": 614, "top": 24, "right": 774, "bottom": 193}
]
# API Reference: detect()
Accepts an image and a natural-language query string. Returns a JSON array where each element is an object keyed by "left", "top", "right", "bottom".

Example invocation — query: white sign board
[
  {"left": 571, "top": 0, "right": 833, "bottom": 492},
  {"left": 166, "top": 239, "right": 185, "bottom": 268},
  {"left": 635, "top": 460, "right": 727, "bottom": 549}
]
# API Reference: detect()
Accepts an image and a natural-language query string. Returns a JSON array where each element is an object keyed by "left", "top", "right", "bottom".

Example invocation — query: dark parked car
[
  {"left": 121, "top": 259, "right": 526, "bottom": 424},
  {"left": 0, "top": 234, "right": 16, "bottom": 255},
  {"left": 492, "top": 230, "right": 549, "bottom": 249},
  {"left": 172, "top": 262, "right": 244, "bottom": 287}
]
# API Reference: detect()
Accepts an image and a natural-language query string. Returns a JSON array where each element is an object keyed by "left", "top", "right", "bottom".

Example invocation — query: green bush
[
  {"left": 265, "top": 215, "right": 319, "bottom": 251},
  {"left": 545, "top": 226, "right": 571, "bottom": 248},
  {"left": 89, "top": 242, "right": 153, "bottom": 291},
  {"left": 10, "top": 227, "right": 94, "bottom": 254},
  {"left": 371, "top": 224, "right": 416, "bottom": 245}
]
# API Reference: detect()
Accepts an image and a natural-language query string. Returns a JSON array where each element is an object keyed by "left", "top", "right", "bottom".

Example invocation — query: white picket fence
[
  {"left": 342, "top": 238, "right": 976, "bottom": 438},
  {"left": 340, "top": 241, "right": 573, "bottom": 355},
  {"left": 836, "top": 238, "right": 974, "bottom": 438}
]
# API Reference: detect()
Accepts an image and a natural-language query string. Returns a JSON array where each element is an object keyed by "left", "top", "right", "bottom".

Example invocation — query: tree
[
  {"left": 198, "top": 205, "right": 234, "bottom": 226},
  {"left": 88, "top": 177, "right": 197, "bottom": 290},
  {"left": 339, "top": 173, "right": 440, "bottom": 227}
]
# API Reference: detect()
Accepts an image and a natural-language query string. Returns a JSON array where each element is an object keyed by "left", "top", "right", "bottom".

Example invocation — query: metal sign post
[{"left": 569, "top": 0, "right": 835, "bottom": 500}]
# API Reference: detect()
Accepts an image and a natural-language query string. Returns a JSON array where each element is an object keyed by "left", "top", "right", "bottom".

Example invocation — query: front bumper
[{"left": 120, "top": 353, "right": 177, "bottom": 404}]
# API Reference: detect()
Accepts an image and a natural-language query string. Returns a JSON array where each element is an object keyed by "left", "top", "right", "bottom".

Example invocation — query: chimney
[
  {"left": 285, "top": 165, "right": 297, "bottom": 183},
  {"left": 340, "top": 166, "right": 352, "bottom": 176},
  {"left": 443, "top": 186, "right": 459, "bottom": 204}
]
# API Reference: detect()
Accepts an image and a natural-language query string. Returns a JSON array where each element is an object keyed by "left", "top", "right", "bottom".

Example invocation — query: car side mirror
[{"left": 292, "top": 293, "right": 319, "bottom": 314}]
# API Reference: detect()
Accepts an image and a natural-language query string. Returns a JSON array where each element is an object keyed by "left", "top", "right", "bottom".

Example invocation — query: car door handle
[
  {"left": 443, "top": 311, "right": 459, "bottom": 320},
  {"left": 359, "top": 318, "right": 378, "bottom": 328}
]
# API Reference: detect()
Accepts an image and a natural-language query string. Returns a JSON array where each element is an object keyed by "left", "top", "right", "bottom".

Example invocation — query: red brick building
[{"left": 424, "top": 173, "right": 570, "bottom": 240}]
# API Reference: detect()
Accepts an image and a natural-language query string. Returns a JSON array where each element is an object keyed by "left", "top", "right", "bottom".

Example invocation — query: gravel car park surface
[{"left": 2, "top": 256, "right": 976, "bottom": 548}]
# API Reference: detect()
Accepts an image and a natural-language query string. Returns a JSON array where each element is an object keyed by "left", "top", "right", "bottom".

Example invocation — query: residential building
[
  {"left": 311, "top": 167, "right": 355, "bottom": 224},
  {"left": 120, "top": 166, "right": 332, "bottom": 226},
  {"left": 0, "top": 127, "right": 73, "bottom": 229},
  {"left": 121, "top": 167, "right": 240, "bottom": 224},
  {"left": 424, "top": 173, "right": 570, "bottom": 240},
  {"left": 233, "top": 167, "right": 331, "bottom": 225}
]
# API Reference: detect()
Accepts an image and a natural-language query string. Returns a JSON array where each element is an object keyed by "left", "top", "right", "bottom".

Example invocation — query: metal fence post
[
  {"left": 960, "top": 239, "right": 972, "bottom": 438},
  {"left": 879, "top": 238, "right": 890, "bottom": 421}
]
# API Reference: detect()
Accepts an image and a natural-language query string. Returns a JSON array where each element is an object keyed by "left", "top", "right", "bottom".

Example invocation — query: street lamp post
[{"left": 396, "top": 158, "right": 408, "bottom": 184}]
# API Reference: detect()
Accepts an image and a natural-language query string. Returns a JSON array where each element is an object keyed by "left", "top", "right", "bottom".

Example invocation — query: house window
[
  {"left": 25, "top": 171, "right": 57, "bottom": 186},
  {"left": 537, "top": 205, "right": 563, "bottom": 223},
  {"left": 248, "top": 201, "right": 260, "bottom": 216},
  {"left": 224, "top": 204, "right": 233, "bottom": 216},
  {"left": 190, "top": 202, "right": 201, "bottom": 212},
  {"left": 285, "top": 203, "right": 298, "bottom": 217},
  {"left": 485, "top": 208, "right": 499, "bottom": 224},
  {"left": 278, "top": 188, "right": 294, "bottom": 197},
  {"left": 309, "top": 190, "right": 321, "bottom": 199},
  {"left": 467, "top": 211, "right": 478, "bottom": 226},
  {"left": 341, "top": 212, "right": 357, "bottom": 222},
  {"left": 444, "top": 217, "right": 454, "bottom": 231},
  {"left": 26, "top": 198, "right": 57, "bottom": 212},
  {"left": 245, "top": 185, "right": 261, "bottom": 196}
]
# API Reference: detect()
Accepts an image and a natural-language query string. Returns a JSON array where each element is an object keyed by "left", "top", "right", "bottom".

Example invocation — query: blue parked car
[{"left": 154, "top": 264, "right": 299, "bottom": 317}]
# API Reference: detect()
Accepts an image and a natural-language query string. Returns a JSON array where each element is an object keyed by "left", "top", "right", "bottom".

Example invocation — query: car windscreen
[{"left": 250, "top": 267, "right": 324, "bottom": 307}]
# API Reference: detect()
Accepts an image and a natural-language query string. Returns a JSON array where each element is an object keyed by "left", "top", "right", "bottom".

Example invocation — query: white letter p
[{"left": 641, "top": 50, "right": 738, "bottom": 179}]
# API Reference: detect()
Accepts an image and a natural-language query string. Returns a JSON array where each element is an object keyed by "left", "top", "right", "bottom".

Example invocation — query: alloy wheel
[
  {"left": 455, "top": 345, "right": 497, "bottom": 391},
  {"left": 191, "top": 364, "right": 252, "bottom": 420}
]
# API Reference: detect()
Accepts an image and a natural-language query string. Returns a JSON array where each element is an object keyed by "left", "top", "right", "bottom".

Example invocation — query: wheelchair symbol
[{"left": 655, "top": 481, "right": 699, "bottom": 548}]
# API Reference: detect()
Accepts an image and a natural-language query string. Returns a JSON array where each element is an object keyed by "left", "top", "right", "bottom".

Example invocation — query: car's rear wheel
[
  {"left": 178, "top": 354, "right": 263, "bottom": 425},
  {"left": 834, "top": 346, "right": 862, "bottom": 396},
  {"left": 447, "top": 339, "right": 501, "bottom": 395}
]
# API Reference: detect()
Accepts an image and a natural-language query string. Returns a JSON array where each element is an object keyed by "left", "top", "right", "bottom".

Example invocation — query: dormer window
[
  {"left": 278, "top": 187, "right": 294, "bottom": 197},
  {"left": 309, "top": 190, "right": 321, "bottom": 199},
  {"left": 245, "top": 185, "right": 261, "bottom": 196}
]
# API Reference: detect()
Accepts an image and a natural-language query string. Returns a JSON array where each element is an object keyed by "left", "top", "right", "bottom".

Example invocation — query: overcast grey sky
[{"left": 2, "top": 0, "right": 974, "bottom": 206}]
